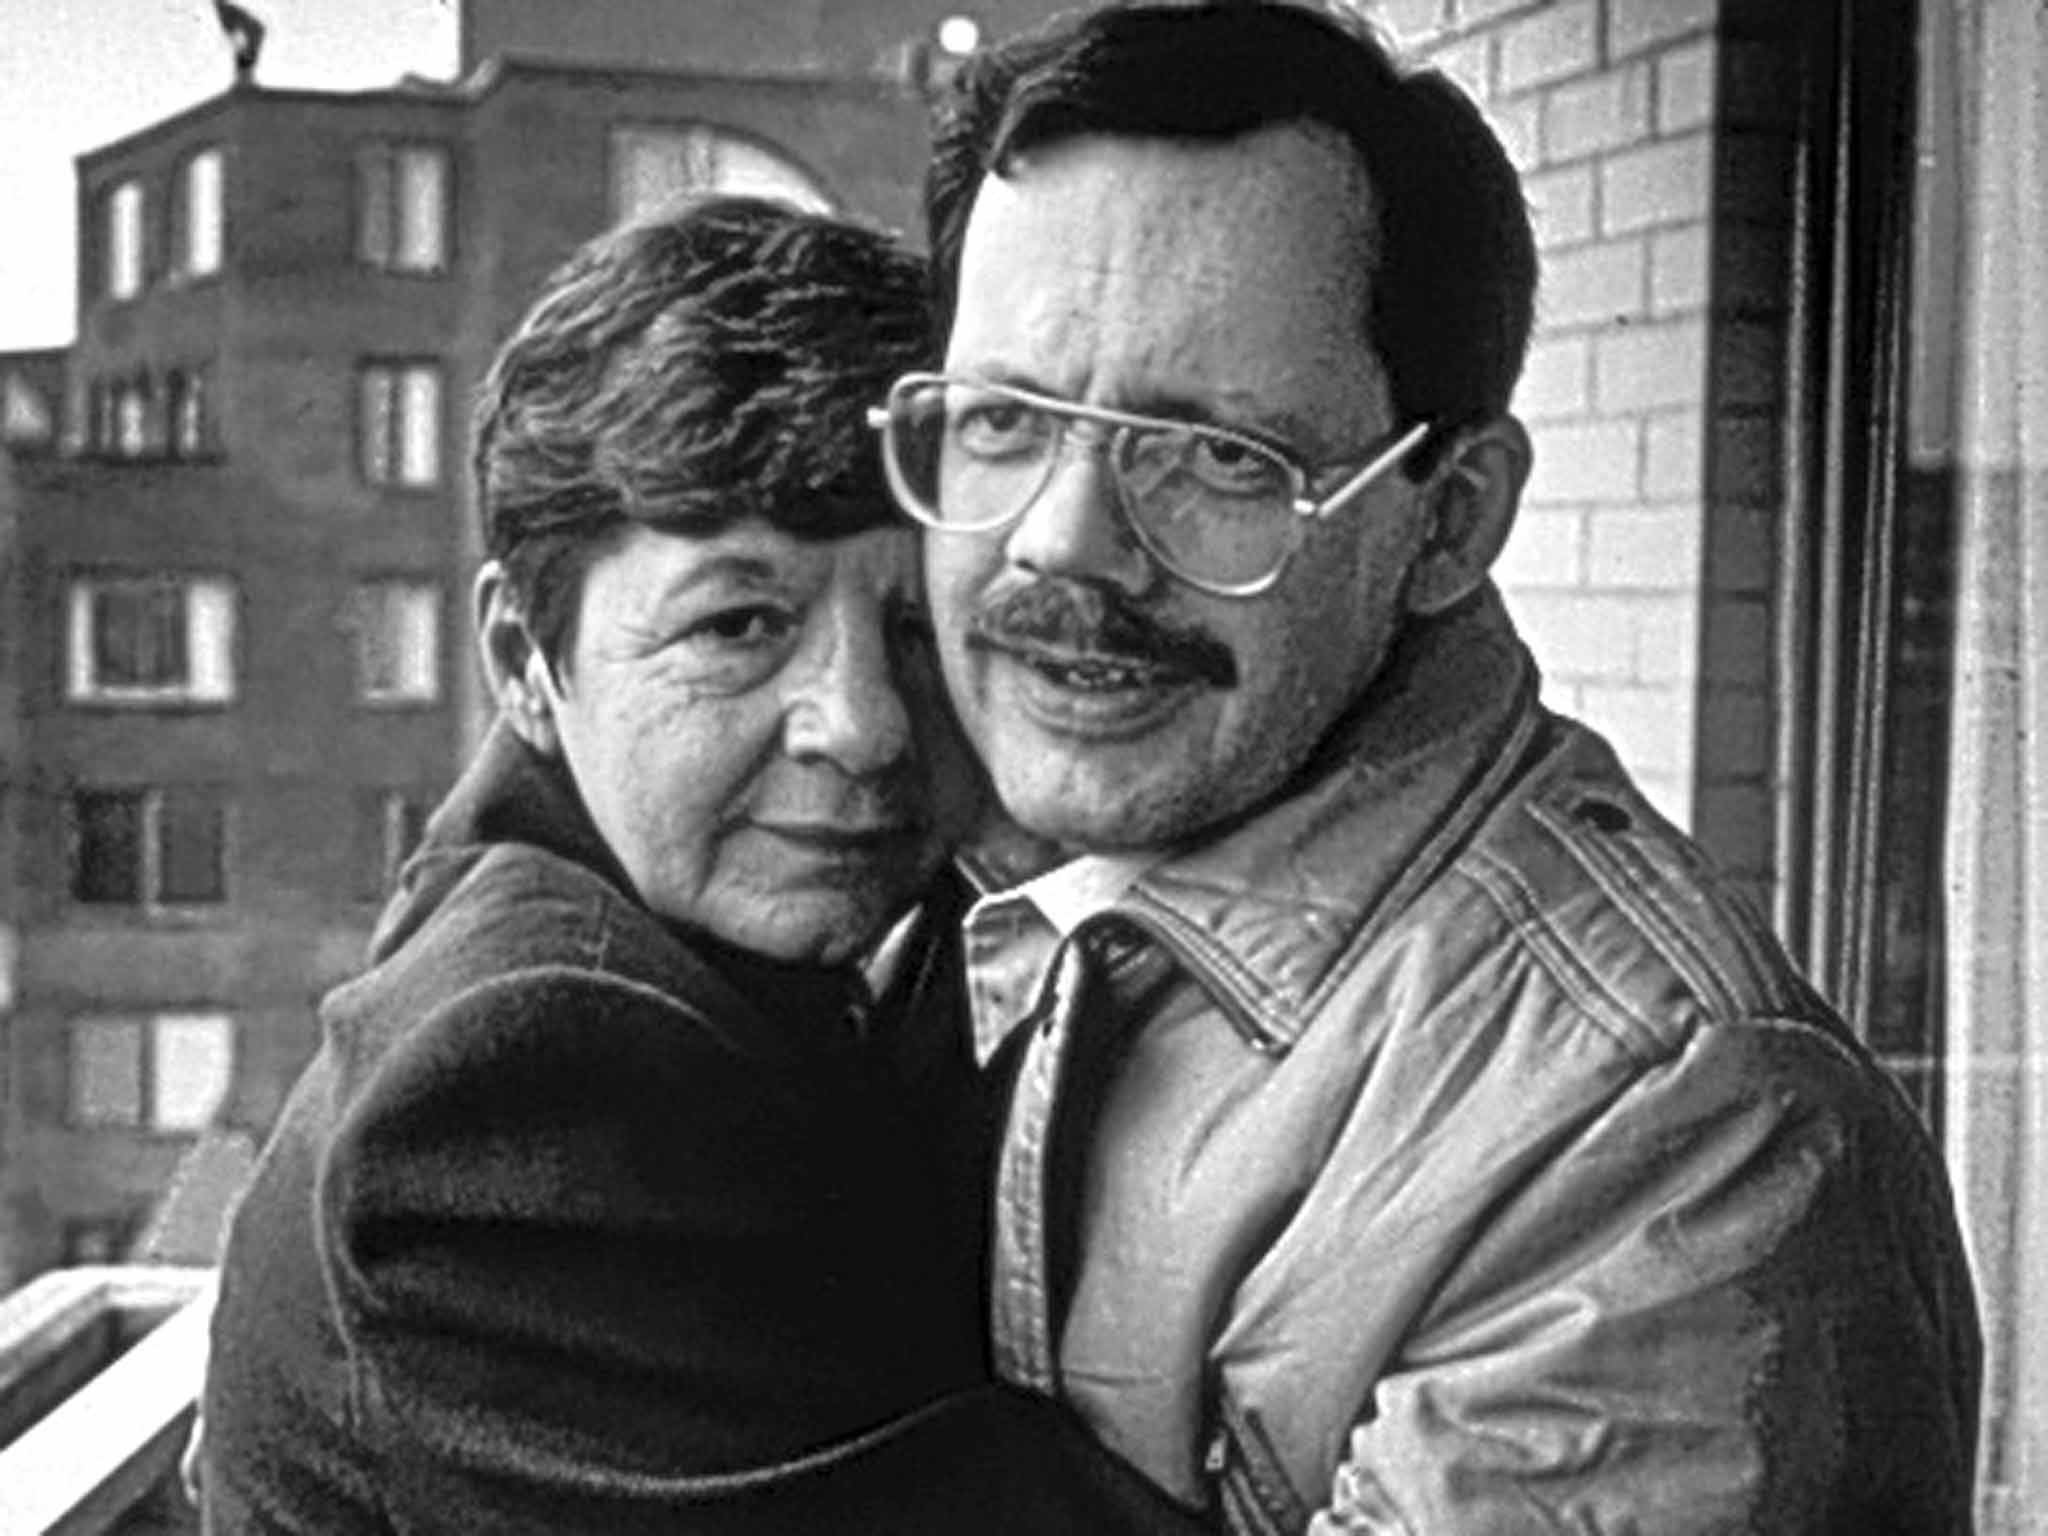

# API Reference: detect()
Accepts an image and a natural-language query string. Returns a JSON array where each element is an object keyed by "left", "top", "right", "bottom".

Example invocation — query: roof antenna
[{"left": 213, "top": 0, "right": 267, "bottom": 88}]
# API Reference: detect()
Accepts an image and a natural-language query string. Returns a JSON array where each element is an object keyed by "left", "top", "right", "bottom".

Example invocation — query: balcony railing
[{"left": 0, "top": 1266, "right": 214, "bottom": 1536}]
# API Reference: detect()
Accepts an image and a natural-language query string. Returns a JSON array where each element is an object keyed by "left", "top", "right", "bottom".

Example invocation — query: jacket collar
[{"left": 965, "top": 586, "right": 1543, "bottom": 1057}]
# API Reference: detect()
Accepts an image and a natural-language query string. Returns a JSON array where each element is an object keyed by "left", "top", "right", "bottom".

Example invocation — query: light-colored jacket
[{"left": 972, "top": 590, "right": 1980, "bottom": 1534}]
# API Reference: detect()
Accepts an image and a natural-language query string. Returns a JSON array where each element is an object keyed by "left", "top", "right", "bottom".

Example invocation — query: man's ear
[
  {"left": 1405, "top": 415, "right": 1530, "bottom": 617},
  {"left": 473, "top": 561, "right": 560, "bottom": 756}
]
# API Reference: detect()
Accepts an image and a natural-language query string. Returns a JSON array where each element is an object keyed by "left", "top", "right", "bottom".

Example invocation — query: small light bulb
[{"left": 937, "top": 15, "right": 981, "bottom": 55}]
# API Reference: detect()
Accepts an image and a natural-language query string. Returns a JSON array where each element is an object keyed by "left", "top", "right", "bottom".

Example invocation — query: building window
[
  {"left": 66, "top": 575, "right": 238, "bottom": 704},
  {"left": 356, "top": 143, "right": 450, "bottom": 273},
  {"left": 70, "top": 785, "right": 229, "bottom": 907},
  {"left": 105, "top": 180, "right": 145, "bottom": 299},
  {"left": 608, "top": 125, "right": 831, "bottom": 226},
  {"left": 1, "top": 372, "right": 55, "bottom": 449},
  {"left": 178, "top": 148, "right": 224, "bottom": 279},
  {"left": 350, "top": 580, "right": 441, "bottom": 703},
  {"left": 68, "top": 1012, "right": 234, "bottom": 1133},
  {"left": 358, "top": 361, "right": 442, "bottom": 487},
  {"left": 113, "top": 375, "right": 152, "bottom": 457},
  {"left": 167, "top": 367, "right": 212, "bottom": 458},
  {"left": 355, "top": 788, "right": 433, "bottom": 901}
]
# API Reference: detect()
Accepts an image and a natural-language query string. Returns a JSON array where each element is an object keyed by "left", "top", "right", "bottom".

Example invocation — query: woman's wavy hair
[
  {"left": 472, "top": 195, "right": 931, "bottom": 666},
  {"left": 925, "top": 1, "right": 1537, "bottom": 472}
]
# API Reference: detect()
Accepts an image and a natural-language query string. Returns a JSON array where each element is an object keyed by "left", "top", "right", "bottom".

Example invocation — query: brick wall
[{"left": 1374, "top": 0, "right": 1791, "bottom": 898}]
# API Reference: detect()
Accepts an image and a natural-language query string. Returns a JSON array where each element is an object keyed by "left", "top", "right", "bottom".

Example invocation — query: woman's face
[{"left": 534, "top": 517, "right": 980, "bottom": 967}]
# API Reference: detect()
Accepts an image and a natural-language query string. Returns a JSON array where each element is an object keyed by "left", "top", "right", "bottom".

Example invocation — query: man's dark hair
[
  {"left": 925, "top": 1, "right": 1537, "bottom": 464},
  {"left": 473, "top": 195, "right": 930, "bottom": 666}
]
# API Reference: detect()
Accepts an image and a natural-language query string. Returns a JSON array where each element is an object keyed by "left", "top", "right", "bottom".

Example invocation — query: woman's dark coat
[{"left": 201, "top": 722, "right": 1200, "bottom": 1534}]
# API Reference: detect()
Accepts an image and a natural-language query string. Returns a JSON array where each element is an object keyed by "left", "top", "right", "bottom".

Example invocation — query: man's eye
[
  {"left": 950, "top": 399, "right": 1045, "bottom": 457},
  {"left": 1185, "top": 433, "right": 1287, "bottom": 497}
]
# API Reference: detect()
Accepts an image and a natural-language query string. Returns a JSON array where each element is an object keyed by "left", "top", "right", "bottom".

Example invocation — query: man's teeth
[{"left": 1032, "top": 655, "right": 1160, "bottom": 689}]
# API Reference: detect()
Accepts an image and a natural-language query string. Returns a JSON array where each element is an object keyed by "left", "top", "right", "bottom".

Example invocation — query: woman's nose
[{"left": 780, "top": 602, "right": 912, "bottom": 777}]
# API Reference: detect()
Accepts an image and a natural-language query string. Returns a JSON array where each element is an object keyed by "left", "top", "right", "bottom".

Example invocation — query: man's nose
[
  {"left": 1000, "top": 434, "right": 1157, "bottom": 594},
  {"left": 780, "top": 603, "right": 912, "bottom": 778}
]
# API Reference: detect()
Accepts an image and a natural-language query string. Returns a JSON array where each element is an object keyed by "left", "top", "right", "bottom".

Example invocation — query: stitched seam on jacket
[
  {"left": 1457, "top": 850, "right": 1680, "bottom": 1064},
  {"left": 1526, "top": 798, "right": 1775, "bottom": 1024}
]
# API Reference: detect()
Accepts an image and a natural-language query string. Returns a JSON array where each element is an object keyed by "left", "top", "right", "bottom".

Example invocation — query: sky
[{"left": 0, "top": 0, "right": 461, "bottom": 350}]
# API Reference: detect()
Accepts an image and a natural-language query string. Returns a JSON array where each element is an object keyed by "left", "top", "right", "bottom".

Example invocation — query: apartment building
[{"left": 0, "top": 2, "right": 1040, "bottom": 1290}]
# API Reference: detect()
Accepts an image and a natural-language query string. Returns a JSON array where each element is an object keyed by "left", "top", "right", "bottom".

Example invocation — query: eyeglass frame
[{"left": 865, "top": 371, "right": 1436, "bottom": 598}]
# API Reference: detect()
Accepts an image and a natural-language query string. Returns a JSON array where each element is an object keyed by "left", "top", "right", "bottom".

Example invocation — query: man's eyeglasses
[{"left": 866, "top": 372, "right": 1432, "bottom": 598}]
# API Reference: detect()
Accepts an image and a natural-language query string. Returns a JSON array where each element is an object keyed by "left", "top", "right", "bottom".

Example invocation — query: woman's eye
[{"left": 688, "top": 606, "right": 795, "bottom": 648}]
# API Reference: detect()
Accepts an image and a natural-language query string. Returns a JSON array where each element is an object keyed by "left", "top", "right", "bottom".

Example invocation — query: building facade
[{"left": 0, "top": 0, "right": 1044, "bottom": 1289}]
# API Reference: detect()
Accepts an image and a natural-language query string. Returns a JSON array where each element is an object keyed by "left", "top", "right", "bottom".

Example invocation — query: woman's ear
[
  {"left": 1404, "top": 415, "right": 1531, "bottom": 617},
  {"left": 474, "top": 562, "right": 560, "bottom": 756}
]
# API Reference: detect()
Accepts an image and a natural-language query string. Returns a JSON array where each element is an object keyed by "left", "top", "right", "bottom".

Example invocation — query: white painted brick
[
  {"left": 1634, "top": 771, "right": 1694, "bottom": 833},
  {"left": 1585, "top": 504, "right": 1703, "bottom": 588},
  {"left": 1576, "top": 679, "right": 1696, "bottom": 778},
  {"left": 1375, "top": 0, "right": 1448, "bottom": 48},
  {"left": 1428, "top": 34, "right": 1495, "bottom": 101},
  {"left": 1643, "top": 406, "right": 1703, "bottom": 498},
  {"left": 1485, "top": 95, "right": 1544, "bottom": 171},
  {"left": 1608, "top": 0, "right": 1716, "bottom": 60},
  {"left": 1539, "top": 238, "right": 1649, "bottom": 328},
  {"left": 1497, "top": 0, "right": 1599, "bottom": 94},
  {"left": 1451, "top": 0, "right": 1544, "bottom": 27},
  {"left": 1543, "top": 64, "right": 1653, "bottom": 162},
  {"left": 1650, "top": 223, "right": 1711, "bottom": 313},
  {"left": 1602, "top": 133, "right": 1712, "bottom": 233},
  {"left": 1524, "top": 418, "right": 1641, "bottom": 504},
  {"left": 1656, "top": 37, "right": 1717, "bottom": 134},
  {"left": 1505, "top": 590, "right": 1642, "bottom": 679},
  {"left": 1495, "top": 506, "right": 1587, "bottom": 588},
  {"left": 1593, "top": 314, "right": 1708, "bottom": 410},
  {"left": 1514, "top": 334, "right": 1593, "bottom": 421},
  {"left": 1630, "top": 592, "right": 1703, "bottom": 684},
  {"left": 1524, "top": 162, "right": 1597, "bottom": 248}
]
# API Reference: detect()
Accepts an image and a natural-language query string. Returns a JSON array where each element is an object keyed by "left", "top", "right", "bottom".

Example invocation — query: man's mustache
[{"left": 966, "top": 581, "right": 1238, "bottom": 688}]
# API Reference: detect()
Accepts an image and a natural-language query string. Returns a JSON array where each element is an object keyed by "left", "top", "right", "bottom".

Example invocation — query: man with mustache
[{"left": 868, "top": 3, "right": 1981, "bottom": 1530}]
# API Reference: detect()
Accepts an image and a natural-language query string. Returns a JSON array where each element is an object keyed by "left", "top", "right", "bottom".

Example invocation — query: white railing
[{"left": 0, "top": 1266, "right": 214, "bottom": 1536}]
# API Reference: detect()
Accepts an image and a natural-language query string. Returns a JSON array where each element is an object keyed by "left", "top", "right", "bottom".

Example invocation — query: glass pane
[
  {"left": 357, "top": 148, "right": 393, "bottom": 266},
  {"left": 157, "top": 787, "right": 226, "bottom": 904},
  {"left": 706, "top": 135, "right": 831, "bottom": 212},
  {"left": 187, "top": 579, "right": 237, "bottom": 701},
  {"left": 396, "top": 147, "right": 447, "bottom": 271},
  {"left": 70, "top": 1017, "right": 145, "bottom": 1126},
  {"left": 91, "top": 581, "right": 188, "bottom": 690},
  {"left": 107, "top": 182, "right": 143, "bottom": 298},
  {"left": 398, "top": 366, "right": 440, "bottom": 485},
  {"left": 184, "top": 149, "right": 223, "bottom": 276},
  {"left": 73, "top": 790, "right": 145, "bottom": 904},
  {"left": 360, "top": 367, "right": 394, "bottom": 482},
  {"left": 151, "top": 1014, "right": 234, "bottom": 1132}
]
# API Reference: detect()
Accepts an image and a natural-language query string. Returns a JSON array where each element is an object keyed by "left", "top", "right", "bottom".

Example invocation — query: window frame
[
  {"left": 606, "top": 122, "right": 833, "bottom": 227},
  {"left": 104, "top": 179, "right": 146, "bottom": 301},
  {"left": 66, "top": 1010, "right": 236, "bottom": 1135},
  {"left": 354, "top": 140, "right": 453, "bottom": 276},
  {"left": 349, "top": 577, "right": 444, "bottom": 706},
  {"left": 175, "top": 146, "right": 226, "bottom": 282},
  {"left": 356, "top": 359, "right": 445, "bottom": 490},
  {"left": 68, "top": 783, "right": 231, "bottom": 912},
  {"left": 64, "top": 573, "right": 239, "bottom": 707}
]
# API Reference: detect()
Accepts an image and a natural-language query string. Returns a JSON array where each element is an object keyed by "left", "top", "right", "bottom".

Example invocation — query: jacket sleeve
[
  {"left": 318, "top": 967, "right": 1211, "bottom": 1535},
  {"left": 1303, "top": 1018, "right": 1979, "bottom": 1536}
]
